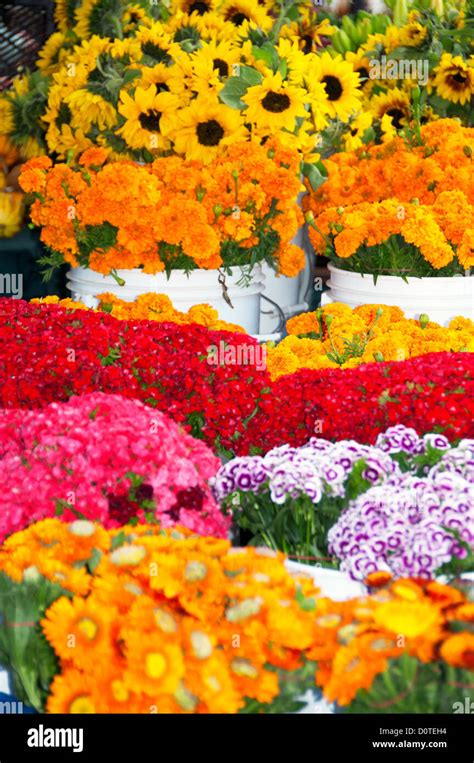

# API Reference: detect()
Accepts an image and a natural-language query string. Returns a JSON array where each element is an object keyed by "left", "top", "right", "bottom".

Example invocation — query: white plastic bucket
[
  {"left": 259, "top": 262, "right": 302, "bottom": 334},
  {"left": 285, "top": 560, "right": 366, "bottom": 601},
  {"left": 67, "top": 265, "right": 266, "bottom": 334},
  {"left": 322, "top": 264, "right": 474, "bottom": 326},
  {"left": 0, "top": 669, "right": 12, "bottom": 695},
  {"left": 259, "top": 190, "right": 313, "bottom": 334},
  {"left": 284, "top": 561, "right": 365, "bottom": 714}
]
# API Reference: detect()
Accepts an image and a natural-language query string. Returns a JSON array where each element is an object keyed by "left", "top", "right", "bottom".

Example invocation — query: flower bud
[{"left": 419, "top": 314, "right": 429, "bottom": 328}]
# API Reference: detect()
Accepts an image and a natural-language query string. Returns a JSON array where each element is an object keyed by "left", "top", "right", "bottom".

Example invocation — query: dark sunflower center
[
  {"left": 228, "top": 11, "right": 249, "bottom": 26},
  {"left": 450, "top": 71, "right": 468, "bottom": 86},
  {"left": 139, "top": 109, "right": 162, "bottom": 131},
  {"left": 301, "top": 34, "right": 313, "bottom": 55},
  {"left": 321, "top": 75, "right": 343, "bottom": 101},
  {"left": 196, "top": 119, "right": 225, "bottom": 146},
  {"left": 213, "top": 58, "right": 229, "bottom": 77},
  {"left": 188, "top": 1, "right": 210, "bottom": 14},
  {"left": 386, "top": 107, "right": 405, "bottom": 130},
  {"left": 261, "top": 91, "right": 291, "bottom": 113},
  {"left": 350, "top": 127, "right": 358, "bottom": 136}
]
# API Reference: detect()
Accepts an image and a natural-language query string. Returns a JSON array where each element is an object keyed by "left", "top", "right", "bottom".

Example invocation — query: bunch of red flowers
[
  {"left": 1, "top": 299, "right": 474, "bottom": 455},
  {"left": 239, "top": 354, "right": 474, "bottom": 452},
  {"left": 0, "top": 299, "right": 266, "bottom": 453}
]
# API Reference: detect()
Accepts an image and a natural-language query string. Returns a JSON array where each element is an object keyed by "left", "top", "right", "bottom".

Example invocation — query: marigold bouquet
[
  {"left": 32, "top": 293, "right": 246, "bottom": 333},
  {"left": 0, "top": 518, "right": 323, "bottom": 713},
  {"left": 19, "top": 142, "right": 305, "bottom": 277},
  {"left": 311, "top": 574, "right": 474, "bottom": 712},
  {"left": 0, "top": 392, "right": 229, "bottom": 543},
  {"left": 267, "top": 303, "right": 474, "bottom": 378},
  {"left": 303, "top": 119, "right": 474, "bottom": 277}
]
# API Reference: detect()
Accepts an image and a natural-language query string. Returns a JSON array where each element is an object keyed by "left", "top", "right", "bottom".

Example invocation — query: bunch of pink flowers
[{"left": 0, "top": 392, "right": 229, "bottom": 541}]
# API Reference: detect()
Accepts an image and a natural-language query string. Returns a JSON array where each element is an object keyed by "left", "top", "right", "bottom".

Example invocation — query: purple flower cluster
[
  {"left": 211, "top": 438, "right": 400, "bottom": 506},
  {"left": 430, "top": 440, "right": 474, "bottom": 482},
  {"left": 375, "top": 424, "right": 451, "bottom": 455},
  {"left": 328, "top": 471, "right": 474, "bottom": 581}
]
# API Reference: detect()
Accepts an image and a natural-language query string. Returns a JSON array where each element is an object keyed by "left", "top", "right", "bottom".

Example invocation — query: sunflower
[
  {"left": 432, "top": 54, "right": 474, "bottom": 106},
  {"left": 0, "top": 96, "right": 15, "bottom": 135},
  {"left": 121, "top": 3, "right": 149, "bottom": 34},
  {"left": 118, "top": 85, "right": 179, "bottom": 152},
  {"left": 307, "top": 52, "right": 362, "bottom": 121},
  {"left": 135, "top": 23, "right": 182, "bottom": 66},
  {"left": 371, "top": 87, "right": 411, "bottom": 132},
  {"left": 276, "top": 39, "right": 311, "bottom": 85},
  {"left": 172, "top": 95, "right": 248, "bottom": 162},
  {"left": 242, "top": 71, "right": 308, "bottom": 132},
  {"left": 399, "top": 18, "right": 428, "bottom": 47},
  {"left": 164, "top": 11, "right": 203, "bottom": 52},
  {"left": 345, "top": 51, "right": 372, "bottom": 90},
  {"left": 440, "top": 633, "right": 474, "bottom": 669},
  {"left": 139, "top": 62, "right": 186, "bottom": 97},
  {"left": 343, "top": 112, "right": 373, "bottom": 151},
  {"left": 188, "top": 40, "right": 241, "bottom": 94},
  {"left": 219, "top": 0, "right": 273, "bottom": 32},
  {"left": 47, "top": 669, "right": 98, "bottom": 714},
  {"left": 18, "top": 137, "right": 45, "bottom": 160},
  {"left": 171, "top": 0, "right": 219, "bottom": 14},
  {"left": 66, "top": 90, "right": 118, "bottom": 133},
  {"left": 282, "top": 15, "right": 335, "bottom": 55},
  {"left": 192, "top": 10, "right": 238, "bottom": 41},
  {"left": 36, "top": 32, "right": 68, "bottom": 74},
  {"left": 73, "top": 0, "right": 101, "bottom": 39},
  {"left": 54, "top": 0, "right": 77, "bottom": 34}
]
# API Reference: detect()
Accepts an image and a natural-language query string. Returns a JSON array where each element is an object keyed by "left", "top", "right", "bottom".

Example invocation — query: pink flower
[{"left": 0, "top": 392, "right": 229, "bottom": 541}]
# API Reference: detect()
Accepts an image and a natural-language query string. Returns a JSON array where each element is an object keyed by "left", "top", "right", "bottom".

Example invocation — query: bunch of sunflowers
[
  {"left": 312, "top": 573, "right": 474, "bottom": 712},
  {"left": 32, "top": 293, "right": 246, "bottom": 332},
  {"left": 19, "top": 142, "right": 305, "bottom": 276},
  {"left": 326, "top": 1, "right": 473, "bottom": 152},
  {"left": 0, "top": 518, "right": 322, "bottom": 713},
  {"left": 303, "top": 119, "right": 474, "bottom": 277},
  {"left": 266, "top": 303, "right": 474, "bottom": 378},
  {"left": 0, "top": 0, "right": 354, "bottom": 178}
]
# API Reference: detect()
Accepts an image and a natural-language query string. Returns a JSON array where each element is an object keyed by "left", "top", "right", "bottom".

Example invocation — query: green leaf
[
  {"left": 302, "top": 161, "right": 328, "bottom": 191},
  {"left": 251, "top": 43, "right": 276, "bottom": 69},
  {"left": 219, "top": 77, "right": 249, "bottom": 109},
  {"left": 239, "top": 65, "right": 264, "bottom": 87}
]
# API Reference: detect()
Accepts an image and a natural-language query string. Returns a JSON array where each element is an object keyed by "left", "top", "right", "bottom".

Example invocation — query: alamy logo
[
  {"left": 0, "top": 273, "right": 23, "bottom": 299},
  {"left": 453, "top": 698, "right": 474, "bottom": 714},
  {"left": 369, "top": 55, "right": 429, "bottom": 86},
  {"left": 27, "top": 725, "right": 84, "bottom": 753},
  {"left": 0, "top": 699, "right": 23, "bottom": 713}
]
